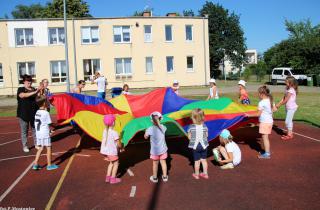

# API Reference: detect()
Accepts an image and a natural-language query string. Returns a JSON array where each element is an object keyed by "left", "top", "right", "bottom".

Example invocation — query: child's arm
[
  {"left": 117, "top": 139, "right": 125, "bottom": 152},
  {"left": 219, "top": 152, "right": 234, "bottom": 164},
  {"left": 246, "top": 110, "right": 262, "bottom": 118},
  {"left": 144, "top": 129, "right": 149, "bottom": 139},
  {"left": 276, "top": 93, "right": 292, "bottom": 108},
  {"left": 187, "top": 131, "right": 191, "bottom": 140}
]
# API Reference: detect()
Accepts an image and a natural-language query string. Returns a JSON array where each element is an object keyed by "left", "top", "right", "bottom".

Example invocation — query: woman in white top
[{"left": 207, "top": 78, "right": 219, "bottom": 100}]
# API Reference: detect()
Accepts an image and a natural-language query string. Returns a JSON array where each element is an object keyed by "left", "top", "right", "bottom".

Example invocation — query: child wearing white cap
[
  {"left": 144, "top": 111, "right": 169, "bottom": 183},
  {"left": 212, "top": 129, "right": 241, "bottom": 169},
  {"left": 238, "top": 80, "right": 250, "bottom": 105},
  {"left": 207, "top": 78, "right": 219, "bottom": 100},
  {"left": 172, "top": 80, "right": 180, "bottom": 95}
]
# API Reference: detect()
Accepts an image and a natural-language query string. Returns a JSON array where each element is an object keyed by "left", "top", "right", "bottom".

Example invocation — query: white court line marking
[
  {"left": 0, "top": 161, "right": 33, "bottom": 202},
  {"left": 0, "top": 131, "right": 20, "bottom": 135},
  {"left": 293, "top": 132, "right": 320, "bottom": 142},
  {"left": 0, "top": 151, "right": 90, "bottom": 162},
  {"left": 127, "top": 169, "right": 134, "bottom": 176},
  {"left": 129, "top": 186, "right": 136, "bottom": 197},
  {"left": 0, "top": 139, "right": 21, "bottom": 146},
  {"left": 0, "top": 127, "right": 70, "bottom": 136}
]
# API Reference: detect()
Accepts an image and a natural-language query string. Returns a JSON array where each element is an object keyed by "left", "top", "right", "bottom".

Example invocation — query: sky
[{"left": 0, "top": 0, "right": 319, "bottom": 53}]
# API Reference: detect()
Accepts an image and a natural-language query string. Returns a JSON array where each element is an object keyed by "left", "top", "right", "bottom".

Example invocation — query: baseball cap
[
  {"left": 209, "top": 78, "right": 216, "bottom": 84},
  {"left": 173, "top": 79, "right": 179, "bottom": 84},
  {"left": 220, "top": 129, "right": 231, "bottom": 139},
  {"left": 238, "top": 80, "right": 246, "bottom": 87},
  {"left": 150, "top": 111, "right": 162, "bottom": 120}
]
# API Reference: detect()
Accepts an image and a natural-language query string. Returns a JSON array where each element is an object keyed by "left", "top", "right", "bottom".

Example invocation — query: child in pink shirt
[
  {"left": 275, "top": 76, "right": 298, "bottom": 140},
  {"left": 100, "top": 114, "right": 123, "bottom": 184}
]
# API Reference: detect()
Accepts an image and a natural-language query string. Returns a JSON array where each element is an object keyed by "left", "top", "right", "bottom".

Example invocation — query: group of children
[{"left": 30, "top": 76, "right": 299, "bottom": 185}]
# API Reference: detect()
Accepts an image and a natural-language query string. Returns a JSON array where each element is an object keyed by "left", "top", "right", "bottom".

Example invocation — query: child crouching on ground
[
  {"left": 100, "top": 114, "right": 123, "bottom": 184},
  {"left": 32, "top": 95, "right": 58, "bottom": 171},
  {"left": 145, "top": 111, "right": 169, "bottom": 183},
  {"left": 188, "top": 108, "right": 209, "bottom": 179},
  {"left": 212, "top": 129, "right": 241, "bottom": 169}
]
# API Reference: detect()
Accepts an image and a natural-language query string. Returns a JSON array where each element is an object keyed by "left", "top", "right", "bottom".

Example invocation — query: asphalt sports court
[{"left": 0, "top": 116, "right": 320, "bottom": 210}]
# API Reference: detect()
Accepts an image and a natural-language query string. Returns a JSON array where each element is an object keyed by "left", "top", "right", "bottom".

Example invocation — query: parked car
[{"left": 271, "top": 67, "right": 307, "bottom": 85}]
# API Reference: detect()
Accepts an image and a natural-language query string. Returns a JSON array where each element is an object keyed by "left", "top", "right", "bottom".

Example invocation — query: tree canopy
[
  {"left": 11, "top": 0, "right": 91, "bottom": 19},
  {"left": 264, "top": 19, "right": 320, "bottom": 75},
  {"left": 199, "top": 1, "right": 247, "bottom": 78}
]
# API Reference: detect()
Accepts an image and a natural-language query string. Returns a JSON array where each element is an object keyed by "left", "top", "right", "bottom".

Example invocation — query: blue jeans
[{"left": 97, "top": 92, "right": 106, "bottom": 99}]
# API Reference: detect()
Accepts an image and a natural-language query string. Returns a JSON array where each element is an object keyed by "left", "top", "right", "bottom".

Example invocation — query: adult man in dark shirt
[{"left": 17, "top": 75, "right": 43, "bottom": 152}]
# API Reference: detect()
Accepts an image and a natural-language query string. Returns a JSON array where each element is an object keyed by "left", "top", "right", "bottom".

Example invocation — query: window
[
  {"left": 0, "top": 63, "right": 3, "bottom": 84},
  {"left": 81, "top": 26, "right": 99, "bottom": 44},
  {"left": 284, "top": 70, "right": 290, "bottom": 76},
  {"left": 146, "top": 57, "right": 153, "bottom": 73},
  {"left": 83, "top": 59, "right": 100, "bottom": 81},
  {"left": 49, "top": 28, "right": 65, "bottom": 45},
  {"left": 273, "top": 70, "right": 282, "bottom": 75},
  {"left": 165, "top": 25, "right": 173, "bottom": 41},
  {"left": 17, "top": 62, "right": 36, "bottom": 84},
  {"left": 15, "top": 28, "right": 33, "bottom": 46},
  {"left": 187, "top": 56, "right": 194, "bottom": 71},
  {"left": 50, "top": 61, "right": 67, "bottom": 83},
  {"left": 144, "top": 25, "right": 152, "bottom": 42},
  {"left": 113, "top": 26, "right": 131, "bottom": 43},
  {"left": 186, "top": 25, "right": 193, "bottom": 41},
  {"left": 166, "top": 56, "right": 174, "bottom": 72},
  {"left": 115, "top": 58, "right": 132, "bottom": 75}
]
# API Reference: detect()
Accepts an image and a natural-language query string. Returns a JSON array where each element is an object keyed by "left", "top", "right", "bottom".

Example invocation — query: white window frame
[
  {"left": 83, "top": 59, "right": 101, "bottom": 81},
  {"left": 0, "top": 63, "right": 3, "bottom": 85},
  {"left": 145, "top": 57, "right": 153, "bottom": 74},
  {"left": 165, "top": 25, "right": 173, "bottom": 42},
  {"left": 48, "top": 27, "right": 65, "bottom": 45},
  {"left": 185, "top": 25, "right": 193, "bottom": 41},
  {"left": 15, "top": 28, "right": 34, "bottom": 47},
  {"left": 17, "top": 62, "right": 36, "bottom": 84},
  {"left": 50, "top": 61, "right": 67, "bottom": 83},
  {"left": 115, "top": 58, "right": 132, "bottom": 76},
  {"left": 113, "top": 26, "right": 131, "bottom": 43},
  {"left": 81, "top": 26, "right": 100, "bottom": 44},
  {"left": 166, "top": 56, "right": 174, "bottom": 73},
  {"left": 144, "top": 25, "right": 152, "bottom": 43},
  {"left": 186, "top": 56, "right": 194, "bottom": 72}
]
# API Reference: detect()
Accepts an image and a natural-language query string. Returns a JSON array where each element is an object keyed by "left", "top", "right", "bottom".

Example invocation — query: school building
[{"left": 0, "top": 12, "right": 209, "bottom": 95}]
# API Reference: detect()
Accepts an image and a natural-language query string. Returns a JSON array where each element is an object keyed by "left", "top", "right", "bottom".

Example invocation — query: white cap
[
  {"left": 173, "top": 79, "right": 179, "bottom": 84},
  {"left": 209, "top": 78, "right": 216, "bottom": 84},
  {"left": 238, "top": 80, "right": 246, "bottom": 87},
  {"left": 150, "top": 111, "right": 162, "bottom": 120}
]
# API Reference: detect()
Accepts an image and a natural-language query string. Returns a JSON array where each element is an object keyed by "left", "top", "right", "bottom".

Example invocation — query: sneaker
[
  {"left": 199, "top": 173, "right": 209, "bottom": 179},
  {"left": 110, "top": 177, "right": 121, "bottom": 184},
  {"left": 192, "top": 173, "right": 200, "bottom": 180},
  {"left": 47, "top": 164, "right": 59, "bottom": 170},
  {"left": 220, "top": 163, "right": 234, "bottom": 169},
  {"left": 105, "top": 175, "right": 111, "bottom": 183},
  {"left": 32, "top": 164, "right": 41, "bottom": 170},
  {"left": 23, "top": 146, "right": 30, "bottom": 153},
  {"left": 149, "top": 176, "right": 158, "bottom": 183},
  {"left": 258, "top": 152, "right": 271, "bottom": 159},
  {"left": 162, "top": 175, "right": 169, "bottom": 182}
]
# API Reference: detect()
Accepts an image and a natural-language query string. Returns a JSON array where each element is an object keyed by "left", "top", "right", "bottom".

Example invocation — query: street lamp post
[{"left": 64, "top": 0, "right": 70, "bottom": 92}]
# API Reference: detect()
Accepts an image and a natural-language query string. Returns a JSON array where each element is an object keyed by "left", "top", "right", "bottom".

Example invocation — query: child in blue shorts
[{"left": 188, "top": 108, "right": 209, "bottom": 180}]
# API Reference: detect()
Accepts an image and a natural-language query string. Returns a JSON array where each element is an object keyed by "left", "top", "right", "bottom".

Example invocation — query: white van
[{"left": 271, "top": 67, "right": 307, "bottom": 85}]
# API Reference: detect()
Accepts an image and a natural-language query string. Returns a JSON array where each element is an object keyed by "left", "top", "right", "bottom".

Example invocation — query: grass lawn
[{"left": 1, "top": 91, "right": 319, "bottom": 127}]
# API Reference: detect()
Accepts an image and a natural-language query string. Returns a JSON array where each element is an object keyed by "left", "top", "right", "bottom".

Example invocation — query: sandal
[
  {"left": 281, "top": 135, "right": 293, "bottom": 140},
  {"left": 199, "top": 173, "right": 209, "bottom": 179},
  {"left": 192, "top": 173, "right": 199, "bottom": 180}
]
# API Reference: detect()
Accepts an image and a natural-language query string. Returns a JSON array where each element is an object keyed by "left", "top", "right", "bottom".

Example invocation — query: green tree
[
  {"left": 199, "top": 1, "right": 246, "bottom": 77},
  {"left": 11, "top": 0, "right": 91, "bottom": 19},
  {"left": 183, "top": 9, "right": 195, "bottom": 17}
]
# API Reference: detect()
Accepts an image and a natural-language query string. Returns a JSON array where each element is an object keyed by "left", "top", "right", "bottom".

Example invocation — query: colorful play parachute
[{"left": 51, "top": 88, "right": 258, "bottom": 146}]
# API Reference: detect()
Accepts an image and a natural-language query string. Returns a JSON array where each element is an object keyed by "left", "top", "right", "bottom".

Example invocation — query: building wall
[{"left": 0, "top": 17, "right": 209, "bottom": 95}]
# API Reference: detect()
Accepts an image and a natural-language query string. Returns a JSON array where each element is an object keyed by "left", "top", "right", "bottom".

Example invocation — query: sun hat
[
  {"left": 103, "top": 114, "right": 116, "bottom": 126},
  {"left": 173, "top": 79, "right": 179, "bottom": 84},
  {"left": 150, "top": 111, "right": 162, "bottom": 120},
  {"left": 209, "top": 78, "right": 216, "bottom": 84},
  {"left": 220, "top": 129, "right": 231, "bottom": 139},
  {"left": 238, "top": 80, "right": 246, "bottom": 87}
]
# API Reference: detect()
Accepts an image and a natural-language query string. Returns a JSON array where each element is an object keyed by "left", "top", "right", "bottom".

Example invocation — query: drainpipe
[
  {"left": 72, "top": 18, "right": 78, "bottom": 85},
  {"left": 203, "top": 15, "right": 208, "bottom": 85}
]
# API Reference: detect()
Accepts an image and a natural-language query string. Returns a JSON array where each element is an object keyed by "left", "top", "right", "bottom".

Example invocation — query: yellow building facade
[{"left": 0, "top": 16, "right": 209, "bottom": 95}]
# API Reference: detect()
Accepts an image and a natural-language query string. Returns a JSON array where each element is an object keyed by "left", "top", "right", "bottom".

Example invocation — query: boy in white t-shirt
[
  {"left": 32, "top": 95, "right": 58, "bottom": 171},
  {"left": 91, "top": 71, "right": 107, "bottom": 99},
  {"left": 212, "top": 129, "right": 241, "bottom": 169}
]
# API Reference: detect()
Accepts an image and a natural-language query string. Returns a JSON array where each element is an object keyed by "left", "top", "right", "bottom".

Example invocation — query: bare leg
[
  {"left": 262, "top": 134, "right": 270, "bottom": 153},
  {"left": 46, "top": 146, "right": 52, "bottom": 166},
  {"left": 111, "top": 160, "right": 119, "bottom": 177},
  {"left": 152, "top": 160, "right": 159, "bottom": 178},
  {"left": 34, "top": 147, "right": 43, "bottom": 165},
  {"left": 200, "top": 159, "right": 208, "bottom": 174},
  {"left": 160, "top": 159, "right": 167, "bottom": 177},
  {"left": 218, "top": 146, "right": 229, "bottom": 161},
  {"left": 194, "top": 160, "right": 200, "bottom": 175},
  {"left": 107, "top": 161, "right": 113, "bottom": 177}
]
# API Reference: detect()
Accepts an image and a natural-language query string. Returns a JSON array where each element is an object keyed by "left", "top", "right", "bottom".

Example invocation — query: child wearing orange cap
[{"left": 100, "top": 114, "right": 123, "bottom": 184}]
